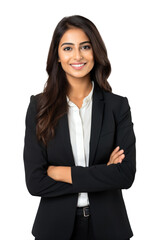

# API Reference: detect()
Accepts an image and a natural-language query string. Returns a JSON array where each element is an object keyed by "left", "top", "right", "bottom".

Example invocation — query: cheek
[
  {"left": 85, "top": 52, "right": 94, "bottom": 63},
  {"left": 60, "top": 62, "right": 69, "bottom": 72},
  {"left": 58, "top": 49, "right": 70, "bottom": 63},
  {"left": 59, "top": 54, "right": 70, "bottom": 63},
  {"left": 63, "top": 55, "right": 70, "bottom": 62},
  {"left": 88, "top": 55, "right": 94, "bottom": 67}
]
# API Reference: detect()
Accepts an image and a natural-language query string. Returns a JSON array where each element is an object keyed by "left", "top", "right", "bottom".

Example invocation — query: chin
[{"left": 67, "top": 72, "right": 90, "bottom": 79}]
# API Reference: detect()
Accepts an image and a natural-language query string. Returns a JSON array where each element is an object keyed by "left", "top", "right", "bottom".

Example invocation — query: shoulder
[
  {"left": 25, "top": 93, "right": 43, "bottom": 128},
  {"left": 102, "top": 89, "right": 124, "bottom": 101},
  {"left": 101, "top": 89, "right": 131, "bottom": 118},
  {"left": 26, "top": 93, "right": 42, "bottom": 120},
  {"left": 28, "top": 93, "right": 43, "bottom": 109},
  {"left": 102, "top": 90, "right": 129, "bottom": 107},
  {"left": 30, "top": 93, "right": 42, "bottom": 103}
]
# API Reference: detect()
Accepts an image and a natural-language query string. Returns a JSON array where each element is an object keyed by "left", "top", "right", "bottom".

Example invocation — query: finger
[
  {"left": 110, "top": 146, "right": 120, "bottom": 157},
  {"left": 107, "top": 153, "right": 125, "bottom": 166},
  {"left": 112, "top": 149, "right": 124, "bottom": 162},
  {"left": 113, "top": 154, "right": 125, "bottom": 164},
  {"left": 107, "top": 147, "right": 124, "bottom": 165},
  {"left": 111, "top": 149, "right": 124, "bottom": 163},
  {"left": 109, "top": 150, "right": 124, "bottom": 165}
]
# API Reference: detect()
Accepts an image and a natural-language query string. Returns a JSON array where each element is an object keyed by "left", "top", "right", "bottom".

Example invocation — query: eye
[
  {"left": 63, "top": 47, "right": 72, "bottom": 51},
  {"left": 81, "top": 45, "right": 91, "bottom": 50}
]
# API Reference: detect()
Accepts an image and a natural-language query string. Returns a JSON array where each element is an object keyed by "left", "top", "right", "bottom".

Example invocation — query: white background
[{"left": 0, "top": 0, "right": 160, "bottom": 239}]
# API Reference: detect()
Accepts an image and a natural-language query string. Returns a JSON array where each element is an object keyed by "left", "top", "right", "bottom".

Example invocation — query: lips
[{"left": 70, "top": 63, "right": 86, "bottom": 70}]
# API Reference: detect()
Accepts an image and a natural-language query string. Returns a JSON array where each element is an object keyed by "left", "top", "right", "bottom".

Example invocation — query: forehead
[{"left": 59, "top": 28, "right": 90, "bottom": 44}]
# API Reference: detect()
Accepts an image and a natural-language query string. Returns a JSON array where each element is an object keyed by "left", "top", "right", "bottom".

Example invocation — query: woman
[{"left": 23, "top": 15, "right": 136, "bottom": 240}]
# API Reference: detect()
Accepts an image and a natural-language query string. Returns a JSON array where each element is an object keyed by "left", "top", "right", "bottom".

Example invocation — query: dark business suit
[{"left": 23, "top": 80, "right": 136, "bottom": 240}]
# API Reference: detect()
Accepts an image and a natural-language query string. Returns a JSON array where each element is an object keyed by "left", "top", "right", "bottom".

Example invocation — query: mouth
[{"left": 70, "top": 63, "right": 86, "bottom": 70}]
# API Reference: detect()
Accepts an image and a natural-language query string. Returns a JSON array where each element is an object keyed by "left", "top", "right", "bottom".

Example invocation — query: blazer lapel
[
  {"left": 60, "top": 81, "right": 105, "bottom": 167},
  {"left": 89, "top": 83, "right": 104, "bottom": 166}
]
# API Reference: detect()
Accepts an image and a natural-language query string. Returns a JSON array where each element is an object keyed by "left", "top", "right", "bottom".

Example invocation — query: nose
[{"left": 73, "top": 48, "right": 83, "bottom": 60}]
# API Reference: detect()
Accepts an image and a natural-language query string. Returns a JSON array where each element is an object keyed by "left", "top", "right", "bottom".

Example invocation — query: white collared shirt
[{"left": 66, "top": 81, "right": 94, "bottom": 207}]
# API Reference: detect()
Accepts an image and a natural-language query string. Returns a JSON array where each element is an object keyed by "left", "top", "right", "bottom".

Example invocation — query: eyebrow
[{"left": 61, "top": 41, "right": 91, "bottom": 47}]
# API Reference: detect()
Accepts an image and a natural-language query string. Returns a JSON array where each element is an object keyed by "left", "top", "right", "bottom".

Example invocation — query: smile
[{"left": 70, "top": 63, "right": 86, "bottom": 70}]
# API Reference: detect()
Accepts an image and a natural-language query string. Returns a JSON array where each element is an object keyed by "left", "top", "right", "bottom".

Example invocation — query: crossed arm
[
  {"left": 47, "top": 146, "right": 125, "bottom": 184},
  {"left": 24, "top": 95, "right": 136, "bottom": 197}
]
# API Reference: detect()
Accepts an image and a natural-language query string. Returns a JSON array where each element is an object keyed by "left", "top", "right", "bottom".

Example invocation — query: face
[{"left": 58, "top": 27, "right": 94, "bottom": 82}]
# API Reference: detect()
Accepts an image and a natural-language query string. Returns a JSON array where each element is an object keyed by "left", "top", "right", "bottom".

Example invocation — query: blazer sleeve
[
  {"left": 23, "top": 95, "right": 75, "bottom": 197},
  {"left": 71, "top": 97, "right": 136, "bottom": 192}
]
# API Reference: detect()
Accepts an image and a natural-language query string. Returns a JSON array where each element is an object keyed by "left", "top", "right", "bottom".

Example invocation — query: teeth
[{"left": 71, "top": 63, "right": 85, "bottom": 67}]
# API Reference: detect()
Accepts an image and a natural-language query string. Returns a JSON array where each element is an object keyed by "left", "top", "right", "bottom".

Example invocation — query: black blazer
[{"left": 23, "top": 80, "right": 136, "bottom": 240}]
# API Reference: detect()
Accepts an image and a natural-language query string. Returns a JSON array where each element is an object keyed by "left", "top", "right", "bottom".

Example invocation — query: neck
[{"left": 67, "top": 77, "right": 92, "bottom": 100}]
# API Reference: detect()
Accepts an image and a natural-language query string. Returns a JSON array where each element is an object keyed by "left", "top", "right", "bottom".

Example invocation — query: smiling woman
[
  {"left": 23, "top": 15, "right": 135, "bottom": 240},
  {"left": 58, "top": 27, "right": 95, "bottom": 89}
]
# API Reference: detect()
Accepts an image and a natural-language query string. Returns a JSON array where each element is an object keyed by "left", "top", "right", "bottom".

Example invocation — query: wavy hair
[{"left": 36, "top": 15, "right": 112, "bottom": 146}]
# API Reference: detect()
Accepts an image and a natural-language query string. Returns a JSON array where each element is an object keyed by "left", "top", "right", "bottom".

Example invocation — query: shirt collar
[{"left": 66, "top": 81, "right": 94, "bottom": 108}]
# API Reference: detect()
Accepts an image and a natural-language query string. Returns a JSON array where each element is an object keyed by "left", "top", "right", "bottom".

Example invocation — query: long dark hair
[{"left": 36, "top": 15, "right": 112, "bottom": 146}]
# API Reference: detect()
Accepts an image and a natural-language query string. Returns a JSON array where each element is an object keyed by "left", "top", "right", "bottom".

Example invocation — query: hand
[
  {"left": 47, "top": 166, "right": 72, "bottom": 184},
  {"left": 47, "top": 166, "right": 58, "bottom": 180},
  {"left": 107, "top": 146, "right": 125, "bottom": 166}
]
